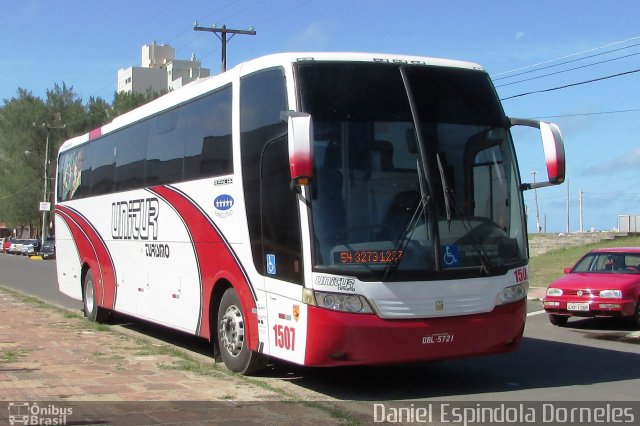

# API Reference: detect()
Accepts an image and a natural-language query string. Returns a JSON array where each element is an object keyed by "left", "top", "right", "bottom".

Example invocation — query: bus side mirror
[
  {"left": 510, "top": 118, "right": 566, "bottom": 190},
  {"left": 283, "top": 111, "right": 314, "bottom": 188}
]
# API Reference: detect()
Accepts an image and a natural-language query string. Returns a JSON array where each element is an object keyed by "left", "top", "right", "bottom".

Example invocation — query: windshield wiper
[
  {"left": 436, "top": 152, "right": 452, "bottom": 230},
  {"left": 382, "top": 192, "right": 429, "bottom": 281},
  {"left": 435, "top": 156, "right": 494, "bottom": 274},
  {"left": 382, "top": 157, "right": 433, "bottom": 281},
  {"left": 399, "top": 65, "right": 442, "bottom": 271}
]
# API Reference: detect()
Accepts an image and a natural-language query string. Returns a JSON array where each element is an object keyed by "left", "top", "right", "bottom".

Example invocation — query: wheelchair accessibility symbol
[
  {"left": 442, "top": 245, "right": 460, "bottom": 267},
  {"left": 266, "top": 254, "right": 277, "bottom": 275}
]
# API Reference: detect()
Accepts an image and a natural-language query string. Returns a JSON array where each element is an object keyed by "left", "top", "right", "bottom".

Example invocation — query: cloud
[
  {"left": 515, "top": 32, "right": 525, "bottom": 41},
  {"left": 582, "top": 148, "right": 640, "bottom": 175},
  {"left": 287, "top": 22, "right": 329, "bottom": 50}
]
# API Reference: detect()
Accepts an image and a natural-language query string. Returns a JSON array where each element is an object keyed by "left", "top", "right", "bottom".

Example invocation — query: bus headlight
[
  {"left": 599, "top": 289, "right": 622, "bottom": 298},
  {"left": 497, "top": 283, "right": 527, "bottom": 305},
  {"left": 305, "top": 289, "right": 373, "bottom": 314}
]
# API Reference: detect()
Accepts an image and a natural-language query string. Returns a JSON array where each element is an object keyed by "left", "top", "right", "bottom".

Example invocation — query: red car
[{"left": 543, "top": 247, "right": 640, "bottom": 328}]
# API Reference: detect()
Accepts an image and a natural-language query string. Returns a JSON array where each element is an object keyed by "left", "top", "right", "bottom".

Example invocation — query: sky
[{"left": 1, "top": 0, "right": 640, "bottom": 233}]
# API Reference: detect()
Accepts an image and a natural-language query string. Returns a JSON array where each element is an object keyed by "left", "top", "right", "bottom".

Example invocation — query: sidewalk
[
  {"left": 528, "top": 286, "right": 546, "bottom": 301},
  {"left": 0, "top": 288, "right": 351, "bottom": 425},
  {"left": 0, "top": 284, "right": 547, "bottom": 424}
]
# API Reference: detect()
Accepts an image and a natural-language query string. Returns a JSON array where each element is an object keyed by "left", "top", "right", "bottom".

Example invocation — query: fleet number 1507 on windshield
[{"left": 335, "top": 250, "right": 404, "bottom": 264}]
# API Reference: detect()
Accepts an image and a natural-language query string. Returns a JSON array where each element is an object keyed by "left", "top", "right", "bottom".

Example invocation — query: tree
[
  {"left": 45, "top": 83, "right": 87, "bottom": 152},
  {"left": 0, "top": 82, "right": 162, "bottom": 233},
  {"left": 86, "top": 96, "right": 110, "bottom": 130},
  {"left": 109, "top": 90, "right": 161, "bottom": 120},
  {"left": 0, "top": 89, "right": 49, "bottom": 233}
]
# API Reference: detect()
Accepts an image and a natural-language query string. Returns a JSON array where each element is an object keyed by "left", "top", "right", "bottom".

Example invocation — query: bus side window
[
  {"left": 184, "top": 85, "right": 233, "bottom": 180},
  {"left": 146, "top": 108, "right": 185, "bottom": 185},
  {"left": 115, "top": 123, "right": 149, "bottom": 192},
  {"left": 90, "top": 134, "right": 117, "bottom": 196}
]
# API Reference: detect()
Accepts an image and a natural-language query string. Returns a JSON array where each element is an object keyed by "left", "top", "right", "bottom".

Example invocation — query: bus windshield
[{"left": 297, "top": 62, "right": 526, "bottom": 280}]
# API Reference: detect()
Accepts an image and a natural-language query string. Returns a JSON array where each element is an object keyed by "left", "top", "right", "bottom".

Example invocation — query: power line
[
  {"left": 253, "top": 0, "right": 311, "bottom": 26},
  {"left": 493, "top": 42, "right": 640, "bottom": 82},
  {"left": 495, "top": 52, "right": 640, "bottom": 88},
  {"left": 193, "top": 24, "right": 256, "bottom": 73},
  {"left": 500, "top": 67, "right": 640, "bottom": 101},
  {"left": 194, "top": 0, "right": 266, "bottom": 63},
  {"left": 533, "top": 108, "right": 640, "bottom": 119},
  {"left": 0, "top": 182, "right": 39, "bottom": 201},
  {"left": 491, "top": 35, "right": 640, "bottom": 77}
]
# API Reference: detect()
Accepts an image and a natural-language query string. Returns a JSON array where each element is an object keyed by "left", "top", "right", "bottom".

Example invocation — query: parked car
[
  {"left": 9, "top": 239, "right": 27, "bottom": 255},
  {"left": 22, "top": 239, "right": 41, "bottom": 256},
  {"left": 40, "top": 238, "right": 55, "bottom": 260},
  {"left": 2, "top": 238, "right": 13, "bottom": 253},
  {"left": 543, "top": 247, "right": 640, "bottom": 329}
]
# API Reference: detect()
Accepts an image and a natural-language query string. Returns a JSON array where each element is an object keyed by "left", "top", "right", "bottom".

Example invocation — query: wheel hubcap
[
  {"left": 220, "top": 305, "right": 244, "bottom": 357},
  {"left": 85, "top": 280, "right": 95, "bottom": 313}
]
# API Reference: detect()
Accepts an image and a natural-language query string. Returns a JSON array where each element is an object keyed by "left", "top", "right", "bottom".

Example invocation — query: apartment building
[{"left": 117, "top": 42, "right": 210, "bottom": 94}]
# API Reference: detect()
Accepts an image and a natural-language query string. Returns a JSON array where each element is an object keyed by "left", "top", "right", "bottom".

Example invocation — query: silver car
[{"left": 22, "top": 239, "right": 40, "bottom": 256}]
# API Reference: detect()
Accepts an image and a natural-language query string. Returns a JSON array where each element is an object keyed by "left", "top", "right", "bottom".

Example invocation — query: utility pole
[
  {"left": 579, "top": 190, "right": 584, "bottom": 233},
  {"left": 193, "top": 23, "right": 256, "bottom": 73},
  {"left": 33, "top": 122, "right": 65, "bottom": 245},
  {"left": 531, "top": 171, "right": 541, "bottom": 233},
  {"left": 566, "top": 179, "right": 570, "bottom": 233}
]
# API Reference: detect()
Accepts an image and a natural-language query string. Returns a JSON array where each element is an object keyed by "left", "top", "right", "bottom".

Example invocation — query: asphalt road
[
  {"left": 0, "top": 252, "right": 79, "bottom": 309},
  {"left": 2, "top": 252, "right": 639, "bottom": 403}
]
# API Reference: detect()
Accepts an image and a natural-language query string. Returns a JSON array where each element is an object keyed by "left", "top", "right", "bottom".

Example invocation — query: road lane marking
[{"left": 527, "top": 310, "right": 546, "bottom": 317}]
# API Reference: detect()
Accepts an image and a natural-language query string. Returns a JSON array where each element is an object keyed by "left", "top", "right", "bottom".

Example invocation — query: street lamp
[
  {"left": 531, "top": 171, "right": 541, "bottom": 233},
  {"left": 33, "top": 122, "right": 65, "bottom": 245}
]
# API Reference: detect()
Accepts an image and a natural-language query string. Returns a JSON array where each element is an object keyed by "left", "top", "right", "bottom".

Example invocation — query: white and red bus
[{"left": 55, "top": 52, "right": 565, "bottom": 374}]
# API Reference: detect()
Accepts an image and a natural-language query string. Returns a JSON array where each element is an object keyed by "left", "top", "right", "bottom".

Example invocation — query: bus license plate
[{"left": 567, "top": 302, "right": 589, "bottom": 311}]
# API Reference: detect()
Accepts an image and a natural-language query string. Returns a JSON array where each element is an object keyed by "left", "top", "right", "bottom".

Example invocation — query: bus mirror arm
[
  {"left": 510, "top": 117, "right": 566, "bottom": 191},
  {"left": 282, "top": 111, "right": 315, "bottom": 190}
]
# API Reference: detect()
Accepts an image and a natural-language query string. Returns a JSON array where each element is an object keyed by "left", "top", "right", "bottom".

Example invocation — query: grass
[
  {"left": 528, "top": 235, "right": 640, "bottom": 288},
  {"left": 0, "top": 349, "right": 28, "bottom": 363}
]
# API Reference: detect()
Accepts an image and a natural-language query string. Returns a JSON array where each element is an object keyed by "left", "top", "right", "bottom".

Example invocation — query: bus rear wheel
[
  {"left": 83, "top": 270, "right": 108, "bottom": 323},
  {"left": 217, "top": 287, "right": 267, "bottom": 375}
]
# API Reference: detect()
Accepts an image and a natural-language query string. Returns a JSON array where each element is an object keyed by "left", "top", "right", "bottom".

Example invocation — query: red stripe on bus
[
  {"left": 149, "top": 186, "right": 258, "bottom": 349},
  {"left": 88, "top": 127, "right": 102, "bottom": 140},
  {"left": 55, "top": 205, "right": 117, "bottom": 309}
]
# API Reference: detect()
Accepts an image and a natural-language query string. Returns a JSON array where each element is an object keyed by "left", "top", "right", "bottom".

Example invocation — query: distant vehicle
[
  {"left": 40, "top": 238, "right": 55, "bottom": 259},
  {"left": 9, "top": 239, "right": 27, "bottom": 255},
  {"left": 2, "top": 238, "right": 13, "bottom": 253},
  {"left": 543, "top": 247, "right": 640, "bottom": 329},
  {"left": 22, "top": 239, "right": 41, "bottom": 256}
]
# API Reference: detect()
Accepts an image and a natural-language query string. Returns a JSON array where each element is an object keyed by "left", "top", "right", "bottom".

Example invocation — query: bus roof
[{"left": 58, "top": 52, "right": 485, "bottom": 153}]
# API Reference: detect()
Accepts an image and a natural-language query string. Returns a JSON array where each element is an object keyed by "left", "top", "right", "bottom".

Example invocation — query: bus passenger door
[{"left": 260, "top": 136, "right": 307, "bottom": 363}]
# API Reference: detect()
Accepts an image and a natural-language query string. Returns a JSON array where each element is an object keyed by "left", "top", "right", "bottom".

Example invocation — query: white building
[
  {"left": 167, "top": 56, "right": 211, "bottom": 92},
  {"left": 117, "top": 42, "right": 210, "bottom": 94}
]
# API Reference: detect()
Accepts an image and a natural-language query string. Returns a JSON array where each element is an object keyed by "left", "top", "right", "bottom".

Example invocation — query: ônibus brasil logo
[{"left": 8, "top": 402, "right": 73, "bottom": 425}]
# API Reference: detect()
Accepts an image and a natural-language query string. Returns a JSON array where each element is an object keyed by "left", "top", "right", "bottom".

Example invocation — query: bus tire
[
  {"left": 83, "top": 270, "right": 108, "bottom": 323},
  {"left": 217, "top": 287, "right": 267, "bottom": 375}
]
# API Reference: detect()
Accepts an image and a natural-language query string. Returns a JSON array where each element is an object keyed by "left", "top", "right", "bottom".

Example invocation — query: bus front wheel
[
  {"left": 217, "top": 287, "right": 267, "bottom": 374},
  {"left": 83, "top": 270, "right": 108, "bottom": 323}
]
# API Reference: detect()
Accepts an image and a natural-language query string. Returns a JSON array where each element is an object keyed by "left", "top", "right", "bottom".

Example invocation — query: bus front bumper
[{"left": 304, "top": 300, "right": 526, "bottom": 367}]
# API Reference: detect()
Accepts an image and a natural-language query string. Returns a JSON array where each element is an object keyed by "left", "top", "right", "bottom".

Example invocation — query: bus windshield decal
[{"left": 334, "top": 249, "right": 404, "bottom": 265}]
